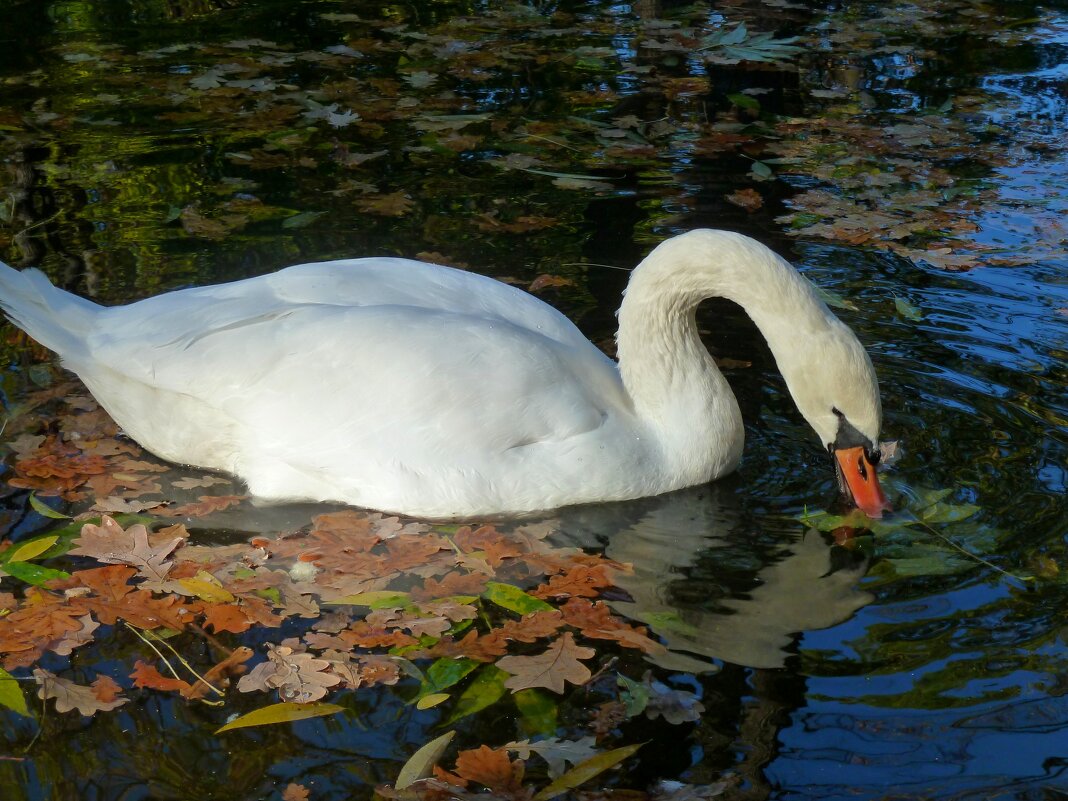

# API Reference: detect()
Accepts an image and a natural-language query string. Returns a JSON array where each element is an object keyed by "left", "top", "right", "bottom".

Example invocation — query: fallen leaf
[
  {"left": 497, "top": 632, "right": 594, "bottom": 693},
  {"left": 34, "top": 668, "right": 128, "bottom": 715}
]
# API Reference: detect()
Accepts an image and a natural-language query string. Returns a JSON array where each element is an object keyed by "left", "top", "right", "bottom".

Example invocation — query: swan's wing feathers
[{"left": 86, "top": 301, "right": 626, "bottom": 465}]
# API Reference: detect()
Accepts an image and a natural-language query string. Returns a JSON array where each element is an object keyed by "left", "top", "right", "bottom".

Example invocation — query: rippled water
[{"left": 1, "top": 0, "right": 1066, "bottom": 798}]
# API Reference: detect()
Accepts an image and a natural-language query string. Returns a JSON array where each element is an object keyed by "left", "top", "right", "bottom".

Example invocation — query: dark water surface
[{"left": 0, "top": 0, "right": 1066, "bottom": 798}]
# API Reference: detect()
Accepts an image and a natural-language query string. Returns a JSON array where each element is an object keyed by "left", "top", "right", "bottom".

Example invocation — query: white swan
[{"left": 0, "top": 229, "right": 888, "bottom": 519}]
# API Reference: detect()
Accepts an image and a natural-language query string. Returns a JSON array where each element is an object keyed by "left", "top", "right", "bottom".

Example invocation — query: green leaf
[
  {"left": 215, "top": 701, "right": 344, "bottom": 733},
  {"left": 617, "top": 674, "right": 649, "bottom": 718},
  {"left": 28, "top": 493, "right": 71, "bottom": 520},
  {"left": 395, "top": 730, "right": 456, "bottom": 789},
  {"left": 325, "top": 590, "right": 410, "bottom": 609},
  {"left": 532, "top": 743, "right": 644, "bottom": 801},
  {"left": 442, "top": 665, "right": 508, "bottom": 725},
  {"left": 894, "top": 296, "right": 924, "bottom": 321},
  {"left": 2, "top": 560, "right": 71, "bottom": 586},
  {"left": 920, "top": 502, "right": 980, "bottom": 524},
  {"left": 415, "top": 657, "right": 479, "bottom": 702},
  {"left": 416, "top": 693, "right": 450, "bottom": 710},
  {"left": 4, "top": 534, "right": 59, "bottom": 564},
  {"left": 0, "top": 668, "right": 29, "bottom": 717},
  {"left": 515, "top": 689, "right": 558, "bottom": 737},
  {"left": 814, "top": 286, "right": 859, "bottom": 311},
  {"left": 282, "top": 210, "right": 325, "bottom": 229},
  {"left": 727, "top": 93, "right": 761, "bottom": 111},
  {"left": 483, "top": 582, "right": 554, "bottom": 614}
]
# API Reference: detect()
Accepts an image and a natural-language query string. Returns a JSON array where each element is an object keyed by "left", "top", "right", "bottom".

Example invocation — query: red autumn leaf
[{"left": 130, "top": 660, "right": 193, "bottom": 693}]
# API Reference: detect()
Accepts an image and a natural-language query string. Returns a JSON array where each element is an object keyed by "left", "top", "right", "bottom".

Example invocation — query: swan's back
[{"left": 4, "top": 257, "right": 644, "bottom": 517}]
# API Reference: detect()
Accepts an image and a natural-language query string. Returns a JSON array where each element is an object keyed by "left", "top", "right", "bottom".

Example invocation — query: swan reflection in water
[
  {"left": 185, "top": 481, "right": 871, "bottom": 672},
  {"left": 551, "top": 484, "right": 872, "bottom": 671}
]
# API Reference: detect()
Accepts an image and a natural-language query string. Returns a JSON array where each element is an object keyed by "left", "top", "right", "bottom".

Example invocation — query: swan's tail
[{"left": 0, "top": 261, "right": 100, "bottom": 362}]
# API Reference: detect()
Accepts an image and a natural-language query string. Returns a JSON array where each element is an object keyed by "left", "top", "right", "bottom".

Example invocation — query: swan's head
[{"left": 778, "top": 319, "right": 890, "bottom": 518}]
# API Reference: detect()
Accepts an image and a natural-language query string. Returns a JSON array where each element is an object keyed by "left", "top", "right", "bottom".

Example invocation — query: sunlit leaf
[
  {"left": 416, "top": 693, "right": 450, "bottom": 709},
  {"left": 3, "top": 560, "right": 71, "bottom": 586},
  {"left": 326, "top": 591, "right": 410, "bottom": 608},
  {"left": 532, "top": 743, "right": 644, "bottom": 801},
  {"left": 483, "top": 582, "right": 554, "bottom": 614},
  {"left": 894, "top": 296, "right": 924, "bottom": 321},
  {"left": 28, "top": 493, "right": 71, "bottom": 520},
  {"left": 395, "top": 730, "right": 456, "bottom": 789},
  {"left": 215, "top": 702, "right": 344, "bottom": 733},
  {"left": 0, "top": 668, "right": 29, "bottom": 716},
  {"left": 5, "top": 535, "right": 59, "bottom": 564}
]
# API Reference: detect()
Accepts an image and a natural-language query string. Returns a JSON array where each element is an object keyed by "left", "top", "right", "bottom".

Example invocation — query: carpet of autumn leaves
[{"left": 0, "top": 378, "right": 727, "bottom": 800}]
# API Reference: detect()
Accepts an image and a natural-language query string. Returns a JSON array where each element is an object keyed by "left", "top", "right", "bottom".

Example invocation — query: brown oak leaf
[
  {"left": 237, "top": 645, "right": 340, "bottom": 703},
  {"left": 497, "top": 632, "right": 594, "bottom": 694},
  {"left": 34, "top": 668, "right": 128, "bottom": 715},
  {"left": 130, "top": 660, "right": 193, "bottom": 694},
  {"left": 70, "top": 516, "right": 184, "bottom": 582},
  {"left": 453, "top": 745, "right": 525, "bottom": 794}
]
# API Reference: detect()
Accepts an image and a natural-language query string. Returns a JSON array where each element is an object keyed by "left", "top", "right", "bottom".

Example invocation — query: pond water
[{"left": 0, "top": 0, "right": 1066, "bottom": 799}]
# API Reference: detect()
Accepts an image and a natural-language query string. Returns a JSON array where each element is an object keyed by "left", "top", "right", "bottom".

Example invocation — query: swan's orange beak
[{"left": 834, "top": 446, "right": 890, "bottom": 518}]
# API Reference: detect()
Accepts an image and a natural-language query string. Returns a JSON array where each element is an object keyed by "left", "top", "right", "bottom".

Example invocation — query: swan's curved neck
[{"left": 615, "top": 230, "right": 838, "bottom": 473}]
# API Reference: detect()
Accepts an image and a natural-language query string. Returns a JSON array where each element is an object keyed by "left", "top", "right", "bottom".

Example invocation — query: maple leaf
[
  {"left": 34, "top": 668, "right": 128, "bottom": 715},
  {"left": 453, "top": 745, "right": 524, "bottom": 794},
  {"left": 496, "top": 632, "right": 594, "bottom": 694}
]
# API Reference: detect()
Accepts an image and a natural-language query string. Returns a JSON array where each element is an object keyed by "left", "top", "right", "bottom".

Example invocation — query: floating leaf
[
  {"left": 282, "top": 211, "right": 325, "bottom": 229},
  {"left": 894, "top": 296, "right": 924, "bottom": 321},
  {"left": 28, "top": 493, "right": 71, "bottom": 520},
  {"left": 326, "top": 590, "right": 410, "bottom": 608},
  {"left": 215, "top": 701, "right": 344, "bottom": 733},
  {"left": 5, "top": 534, "right": 59, "bottom": 564},
  {"left": 0, "top": 668, "right": 29, "bottom": 716},
  {"left": 416, "top": 693, "right": 450, "bottom": 710},
  {"left": 483, "top": 582, "right": 554, "bottom": 614},
  {"left": 532, "top": 743, "right": 643, "bottom": 801},
  {"left": 3, "top": 560, "right": 72, "bottom": 586},
  {"left": 395, "top": 731, "right": 456, "bottom": 789}
]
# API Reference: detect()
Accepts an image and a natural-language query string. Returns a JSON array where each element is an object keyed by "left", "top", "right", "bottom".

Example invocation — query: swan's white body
[{"left": 0, "top": 230, "right": 881, "bottom": 518}]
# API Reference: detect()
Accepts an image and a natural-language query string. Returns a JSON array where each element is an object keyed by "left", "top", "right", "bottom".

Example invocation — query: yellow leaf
[
  {"left": 215, "top": 701, "right": 344, "bottom": 733},
  {"left": 416, "top": 692, "right": 450, "bottom": 710},
  {"left": 395, "top": 731, "right": 456, "bottom": 790},
  {"left": 6, "top": 535, "right": 59, "bottom": 563},
  {"left": 177, "top": 574, "right": 235, "bottom": 603},
  {"left": 532, "top": 743, "right": 644, "bottom": 801}
]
